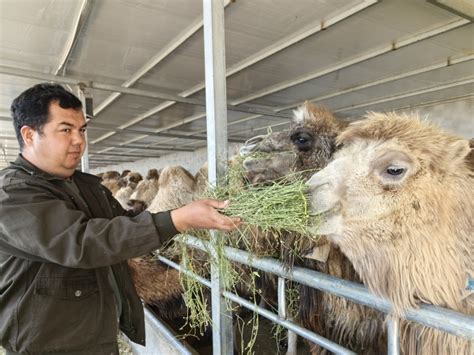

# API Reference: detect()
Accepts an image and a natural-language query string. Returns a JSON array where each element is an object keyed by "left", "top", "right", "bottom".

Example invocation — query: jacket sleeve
[{"left": 0, "top": 180, "right": 179, "bottom": 269}]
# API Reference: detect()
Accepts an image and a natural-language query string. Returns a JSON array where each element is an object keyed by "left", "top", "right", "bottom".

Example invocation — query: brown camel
[{"left": 240, "top": 102, "right": 386, "bottom": 353}]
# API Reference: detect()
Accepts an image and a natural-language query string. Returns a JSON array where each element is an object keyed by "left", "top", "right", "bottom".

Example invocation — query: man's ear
[{"left": 20, "top": 126, "right": 36, "bottom": 147}]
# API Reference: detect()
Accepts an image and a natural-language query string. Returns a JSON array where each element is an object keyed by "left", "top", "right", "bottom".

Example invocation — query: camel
[
  {"left": 129, "top": 168, "right": 161, "bottom": 209},
  {"left": 101, "top": 170, "right": 121, "bottom": 194},
  {"left": 114, "top": 172, "right": 143, "bottom": 210},
  {"left": 147, "top": 166, "right": 196, "bottom": 213},
  {"left": 307, "top": 112, "right": 473, "bottom": 354},
  {"left": 124, "top": 165, "right": 200, "bottom": 344},
  {"left": 240, "top": 102, "right": 386, "bottom": 353}
]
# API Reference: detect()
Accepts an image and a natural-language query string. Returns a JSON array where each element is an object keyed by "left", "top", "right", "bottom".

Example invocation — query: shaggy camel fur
[
  {"left": 129, "top": 169, "right": 161, "bottom": 208},
  {"left": 147, "top": 166, "right": 196, "bottom": 213},
  {"left": 129, "top": 166, "right": 199, "bottom": 320},
  {"left": 101, "top": 170, "right": 121, "bottom": 194},
  {"left": 307, "top": 113, "right": 473, "bottom": 354},
  {"left": 240, "top": 102, "right": 386, "bottom": 353},
  {"left": 127, "top": 255, "right": 185, "bottom": 319},
  {"left": 114, "top": 172, "right": 143, "bottom": 210}
]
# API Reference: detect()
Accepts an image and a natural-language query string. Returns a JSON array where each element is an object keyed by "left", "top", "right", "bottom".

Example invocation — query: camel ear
[
  {"left": 445, "top": 139, "right": 471, "bottom": 169},
  {"left": 292, "top": 102, "right": 311, "bottom": 125}
]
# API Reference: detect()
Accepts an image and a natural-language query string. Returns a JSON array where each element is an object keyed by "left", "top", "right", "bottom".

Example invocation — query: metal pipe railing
[
  {"left": 157, "top": 255, "right": 355, "bottom": 354},
  {"left": 180, "top": 235, "right": 474, "bottom": 340},
  {"left": 387, "top": 317, "right": 400, "bottom": 355}
]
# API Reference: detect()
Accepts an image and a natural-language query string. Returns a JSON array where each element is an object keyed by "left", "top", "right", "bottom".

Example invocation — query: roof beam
[
  {"left": 89, "top": 0, "right": 378, "bottom": 147},
  {"left": 92, "top": 142, "right": 194, "bottom": 152},
  {"left": 230, "top": 18, "right": 470, "bottom": 105},
  {"left": 118, "top": 18, "right": 469, "bottom": 149},
  {"left": 88, "top": 152, "right": 160, "bottom": 159},
  {"left": 93, "top": 17, "right": 205, "bottom": 116},
  {"left": 275, "top": 54, "right": 474, "bottom": 112},
  {"left": 0, "top": 65, "right": 290, "bottom": 121},
  {"left": 147, "top": 54, "right": 474, "bottom": 147},
  {"left": 55, "top": 0, "right": 95, "bottom": 75},
  {"left": 227, "top": 82, "right": 474, "bottom": 137},
  {"left": 87, "top": 121, "right": 245, "bottom": 143},
  {"left": 333, "top": 76, "right": 474, "bottom": 113}
]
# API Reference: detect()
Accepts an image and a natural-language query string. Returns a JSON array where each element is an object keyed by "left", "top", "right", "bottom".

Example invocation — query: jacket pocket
[{"left": 29, "top": 276, "right": 100, "bottom": 351}]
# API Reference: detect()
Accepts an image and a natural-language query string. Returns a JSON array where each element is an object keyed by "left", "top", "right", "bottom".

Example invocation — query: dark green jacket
[{"left": 0, "top": 156, "right": 178, "bottom": 354}]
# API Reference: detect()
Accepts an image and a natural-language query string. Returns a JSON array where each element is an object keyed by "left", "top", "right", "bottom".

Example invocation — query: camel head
[
  {"left": 125, "top": 172, "right": 143, "bottom": 186},
  {"left": 307, "top": 112, "right": 473, "bottom": 312},
  {"left": 240, "top": 102, "right": 345, "bottom": 183}
]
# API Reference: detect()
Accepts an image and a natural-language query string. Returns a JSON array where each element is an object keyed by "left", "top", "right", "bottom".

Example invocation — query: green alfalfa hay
[{"left": 174, "top": 157, "right": 319, "bottom": 352}]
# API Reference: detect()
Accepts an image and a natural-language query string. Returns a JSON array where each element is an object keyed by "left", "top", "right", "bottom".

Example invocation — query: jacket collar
[
  {"left": 11, "top": 154, "right": 75, "bottom": 181},
  {"left": 10, "top": 154, "right": 101, "bottom": 184}
]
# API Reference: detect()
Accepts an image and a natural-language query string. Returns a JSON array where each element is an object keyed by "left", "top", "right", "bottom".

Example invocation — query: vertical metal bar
[
  {"left": 202, "top": 0, "right": 232, "bottom": 354},
  {"left": 203, "top": 0, "right": 228, "bottom": 184},
  {"left": 387, "top": 316, "right": 400, "bottom": 355},
  {"left": 76, "top": 85, "right": 90, "bottom": 173},
  {"left": 278, "top": 277, "right": 287, "bottom": 319},
  {"left": 278, "top": 277, "right": 298, "bottom": 355}
]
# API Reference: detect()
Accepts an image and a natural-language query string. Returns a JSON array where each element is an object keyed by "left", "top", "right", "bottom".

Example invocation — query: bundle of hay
[{"left": 164, "top": 160, "right": 318, "bottom": 348}]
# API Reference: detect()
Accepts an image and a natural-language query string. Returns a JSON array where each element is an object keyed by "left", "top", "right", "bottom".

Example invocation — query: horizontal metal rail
[
  {"left": 156, "top": 255, "right": 355, "bottom": 354},
  {"left": 141, "top": 306, "right": 195, "bottom": 355},
  {"left": 180, "top": 235, "right": 474, "bottom": 340}
]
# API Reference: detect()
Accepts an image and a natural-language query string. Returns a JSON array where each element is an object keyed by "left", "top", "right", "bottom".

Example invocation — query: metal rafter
[
  {"left": 227, "top": 81, "right": 474, "bottom": 138},
  {"left": 87, "top": 121, "right": 245, "bottom": 143},
  {"left": 230, "top": 18, "right": 470, "bottom": 105},
  {"left": 92, "top": 142, "right": 194, "bottom": 152},
  {"left": 55, "top": 0, "right": 95, "bottom": 76},
  {"left": 134, "top": 54, "right": 473, "bottom": 149},
  {"left": 118, "top": 19, "right": 470, "bottom": 151},
  {"left": 90, "top": 0, "right": 379, "bottom": 146}
]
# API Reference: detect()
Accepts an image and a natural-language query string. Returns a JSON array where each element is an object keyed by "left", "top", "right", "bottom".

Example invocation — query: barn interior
[
  {"left": 0, "top": 0, "right": 472, "bottom": 354},
  {"left": 0, "top": 0, "right": 472, "bottom": 175}
]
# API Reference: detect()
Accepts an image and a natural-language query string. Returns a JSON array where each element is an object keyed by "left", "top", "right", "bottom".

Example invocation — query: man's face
[{"left": 24, "top": 101, "right": 87, "bottom": 178}]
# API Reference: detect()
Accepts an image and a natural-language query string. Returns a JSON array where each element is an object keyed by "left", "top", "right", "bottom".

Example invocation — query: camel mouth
[
  {"left": 308, "top": 205, "right": 343, "bottom": 237},
  {"left": 309, "top": 202, "right": 341, "bottom": 218}
]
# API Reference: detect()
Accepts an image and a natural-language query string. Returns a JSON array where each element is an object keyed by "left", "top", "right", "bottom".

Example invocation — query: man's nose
[{"left": 72, "top": 130, "right": 86, "bottom": 145}]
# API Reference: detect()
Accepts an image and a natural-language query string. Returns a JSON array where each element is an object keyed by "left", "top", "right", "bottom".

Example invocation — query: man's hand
[{"left": 170, "top": 199, "right": 241, "bottom": 232}]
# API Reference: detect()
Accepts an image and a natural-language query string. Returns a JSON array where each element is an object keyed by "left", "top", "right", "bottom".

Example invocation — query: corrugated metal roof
[{"left": 0, "top": 0, "right": 472, "bottom": 169}]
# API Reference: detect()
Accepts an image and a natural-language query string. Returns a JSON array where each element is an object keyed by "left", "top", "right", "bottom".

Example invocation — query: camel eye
[
  {"left": 291, "top": 131, "right": 313, "bottom": 151},
  {"left": 386, "top": 166, "right": 405, "bottom": 176}
]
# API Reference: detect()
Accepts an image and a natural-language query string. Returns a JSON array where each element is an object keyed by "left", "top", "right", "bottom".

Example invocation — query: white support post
[
  {"left": 76, "top": 85, "right": 91, "bottom": 173},
  {"left": 202, "top": 0, "right": 233, "bottom": 354}
]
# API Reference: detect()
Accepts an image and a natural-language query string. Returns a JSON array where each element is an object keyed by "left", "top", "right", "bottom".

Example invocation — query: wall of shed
[
  {"left": 90, "top": 97, "right": 473, "bottom": 176},
  {"left": 404, "top": 97, "right": 473, "bottom": 138}
]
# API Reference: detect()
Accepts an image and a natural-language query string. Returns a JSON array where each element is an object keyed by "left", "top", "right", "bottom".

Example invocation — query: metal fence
[{"left": 156, "top": 235, "right": 474, "bottom": 355}]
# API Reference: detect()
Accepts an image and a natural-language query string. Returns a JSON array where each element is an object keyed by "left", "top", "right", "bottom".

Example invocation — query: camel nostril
[
  {"left": 244, "top": 135, "right": 265, "bottom": 146},
  {"left": 240, "top": 135, "right": 266, "bottom": 156}
]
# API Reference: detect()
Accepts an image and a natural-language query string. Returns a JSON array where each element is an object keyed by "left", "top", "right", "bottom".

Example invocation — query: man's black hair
[{"left": 11, "top": 83, "right": 82, "bottom": 150}]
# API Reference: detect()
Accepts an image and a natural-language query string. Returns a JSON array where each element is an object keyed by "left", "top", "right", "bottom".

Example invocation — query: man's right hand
[{"left": 170, "top": 199, "right": 241, "bottom": 232}]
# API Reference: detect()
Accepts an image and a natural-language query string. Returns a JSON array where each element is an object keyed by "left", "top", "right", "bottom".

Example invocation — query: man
[{"left": 0, "top": 83, "right": 240, "bottom": 354}]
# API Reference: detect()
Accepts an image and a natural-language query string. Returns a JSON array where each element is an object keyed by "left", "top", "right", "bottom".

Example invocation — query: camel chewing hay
[{"left": 307, "top": 112, "right": 473, "bottom": 354}]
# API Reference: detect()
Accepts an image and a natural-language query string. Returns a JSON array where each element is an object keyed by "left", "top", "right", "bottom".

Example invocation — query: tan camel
[
  {"left": 129, "top": 168, "right": 161, "bottom": 209},
  {"left": 240, "top": 102, "right": 386, "bottom": 353},
  {"left": 307, "top": 112, "right": 473, "bottom": 354},
  {"left": 101, "top": 170, "right": 121, "bottom": 194},
  {"left": 147, "top": 165, "right": 196, "bottom": 213},
  {"left": 114, "top": 172, "right": 143, "bottom": 209}
]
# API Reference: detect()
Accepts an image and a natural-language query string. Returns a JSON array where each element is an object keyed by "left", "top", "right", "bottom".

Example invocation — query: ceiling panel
[{"left": 0, "top": 0, "right": 472, "bottom": 169}]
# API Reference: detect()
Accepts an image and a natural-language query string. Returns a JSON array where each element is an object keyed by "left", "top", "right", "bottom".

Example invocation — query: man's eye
[
  {"left": 63, "top": 128, "right": 71, "bottom": 133},
  {"left": 80, "top": 128, "right": 87, "bottom": 134}
]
